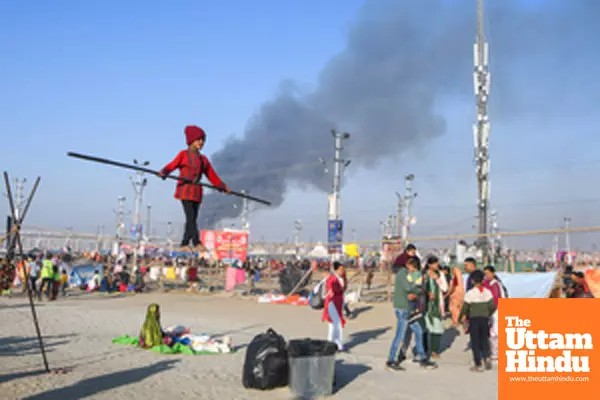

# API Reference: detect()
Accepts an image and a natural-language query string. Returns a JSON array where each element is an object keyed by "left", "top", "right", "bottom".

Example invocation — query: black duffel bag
[{"left": 242, "top": 328, "right": 289, "bottom": 390}]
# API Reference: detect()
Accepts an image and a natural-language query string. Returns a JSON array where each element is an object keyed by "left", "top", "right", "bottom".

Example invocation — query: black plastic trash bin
[{"left": 288, "top": 339, "right": 337, "bottom": 399}]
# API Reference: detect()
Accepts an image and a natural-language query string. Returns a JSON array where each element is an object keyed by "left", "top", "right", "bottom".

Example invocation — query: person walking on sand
[
  {"left": 50, "top": 264, "right": 60, "bottom": 300},
  {"left": 392, "top": 244, "right": 417, "bottom": 274},
  {"left": 447, "top": 263, "right": 465, "bottom": 326},
  {"left": 28, "top": 257, "right": 40, "bottom": 297},
  {"left": 386, "top": 257, "right": 437, "bottom": 370},
  {"left": 424, "top": 258, "right": 447, "bottom": 359},
  {"left": 40, "top": 254, "right": 55, "bottom": 300},
  {"left": 60, "top": 269, "right": 69, "bottom": 296},
  {"left": 463, "top": 257, "right": 479, "bottom": 291},
  {"left": 340, "top": 266, "right": 354, "bottom": 319},
  {"left": 159, "top": 125, "right": 231, "bottom": 253},
  {"left": 322, "top": 262, "right": 346, "bottom": 351},
  {"left": 459, "top": 270, "right": 496, "bottom": 372},
  {"left": 484, "top": 265, "right": 505, "bottom": 360}
]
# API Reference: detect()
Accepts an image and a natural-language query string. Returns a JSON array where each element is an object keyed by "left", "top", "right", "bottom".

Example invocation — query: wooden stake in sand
[
  {"left": 285, "top": 267, "right": 313, "bottom": 297},
  {"left": 3, "top": 172, "right": 49, "bottom": 373}
]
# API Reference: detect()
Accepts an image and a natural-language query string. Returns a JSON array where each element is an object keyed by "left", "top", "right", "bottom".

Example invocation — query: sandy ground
[{"left": 1, "top": 291, "right": 498, "bottom": 400}]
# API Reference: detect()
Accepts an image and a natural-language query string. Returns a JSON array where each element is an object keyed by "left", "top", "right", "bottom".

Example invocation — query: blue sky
[{"left": 1, "top": 0, "right": 599, "bottom": 250}]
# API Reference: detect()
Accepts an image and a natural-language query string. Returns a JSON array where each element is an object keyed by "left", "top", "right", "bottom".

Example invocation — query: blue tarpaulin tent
[{"left": 70, "top": 263, "right": 103, "bottom": 287}]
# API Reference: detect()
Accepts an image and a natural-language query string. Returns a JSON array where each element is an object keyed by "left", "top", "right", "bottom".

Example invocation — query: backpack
[
  {"left": 308, "top": 279, "right": 326, "bottom": 310},
  {"left": 242, "top": 328, "right": 289, "bottom": 390}
]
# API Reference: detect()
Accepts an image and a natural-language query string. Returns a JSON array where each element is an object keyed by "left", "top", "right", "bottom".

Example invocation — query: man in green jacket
[
  {"left": 40, "top": 254, "right": 54, "bottom": 299},
  {"left": 386, "top": 257, "right": 437, "bottom": 370}
]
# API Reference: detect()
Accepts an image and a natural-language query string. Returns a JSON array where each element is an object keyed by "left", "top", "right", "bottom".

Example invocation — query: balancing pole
[
  {"left": 3, "top": 172, "right": 49, "bottom": 373},
  {"left": 67, "top": 152, "right": 272, "bottom": 206}
]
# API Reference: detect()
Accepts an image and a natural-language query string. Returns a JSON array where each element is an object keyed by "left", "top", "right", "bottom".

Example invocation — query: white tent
[
  {"left": 249, "top": 247, "right": 268, "bottom": 256},
  {"left": 309, "top": 243, "right": 328, "bottom": 258}
]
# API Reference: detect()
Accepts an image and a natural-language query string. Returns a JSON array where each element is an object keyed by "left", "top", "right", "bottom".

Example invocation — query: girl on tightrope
[{"left": 159, "top": 125, "right": 230, "bottom": 253}]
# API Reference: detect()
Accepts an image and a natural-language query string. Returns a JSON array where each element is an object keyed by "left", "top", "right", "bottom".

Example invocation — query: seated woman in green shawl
[{"left": 140, "top": 303, "right": 173, "bottom": 348}]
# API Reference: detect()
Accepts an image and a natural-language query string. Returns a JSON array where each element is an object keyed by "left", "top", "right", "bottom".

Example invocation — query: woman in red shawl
[
  {"left": 322, "top": 261, "right": 346, "bottom": 351},
  {"left": 159, "top": 126, "right": 230, "bottom": 252}
]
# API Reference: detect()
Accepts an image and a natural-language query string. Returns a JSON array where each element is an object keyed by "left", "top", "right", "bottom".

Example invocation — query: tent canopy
[
  {"left": 70, "top": 263, "right": 103, "bottom": 286},
  {"left": 462, "top": 271, "right": 558, "bottom": 298},
  {"left": 309, "top": 243, "right": 328, "bottom": 258}
]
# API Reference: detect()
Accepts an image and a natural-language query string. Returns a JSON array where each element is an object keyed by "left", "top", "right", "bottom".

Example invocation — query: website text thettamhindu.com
[{"left": 508, "top": 376, "right": 590, "bottom": 383}]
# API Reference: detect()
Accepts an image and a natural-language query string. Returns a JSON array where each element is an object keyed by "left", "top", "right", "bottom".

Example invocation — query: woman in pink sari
[{"left": 447, "top": 266, "right": 464, "bottom": 325}]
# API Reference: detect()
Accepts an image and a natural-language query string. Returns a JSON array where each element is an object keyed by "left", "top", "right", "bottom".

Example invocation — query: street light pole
[
  {"left": 166, "top": 221, "right": 173, "bottom": 252},
  {"left": 13, "top": 178, "right": 26, "bottom": 221},
  {"left": 294, "top": 220, "right": 302, "bottom": 257},
  {"left": 328, "top": 129, "right": 351, "bottom": 257},
  {"left": 130, "top": 160, "right": 149, "bottom": 268},
  {"left": 113, "top": 196, "right": 126, "bottom": 256},
  {"left": 146, "top": 204, "right": 152, "bottom": 243},
  {"left": 564, "top": 216, "right": 572, "bottom": 264}
]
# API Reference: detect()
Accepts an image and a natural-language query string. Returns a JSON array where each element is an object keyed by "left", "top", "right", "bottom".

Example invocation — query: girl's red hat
[{"left": 185, "top": 125, "right": 206, "bottom": 145}]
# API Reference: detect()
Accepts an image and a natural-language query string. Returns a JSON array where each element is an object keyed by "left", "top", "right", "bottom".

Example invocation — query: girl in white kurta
[{"left": 484, "top": 266, "right": 505, "bottom": 359}]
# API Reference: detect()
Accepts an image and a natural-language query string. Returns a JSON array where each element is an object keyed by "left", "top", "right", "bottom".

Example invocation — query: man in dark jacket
[
  {"left": 392, "top": 244, "right": 417, "bottom": 274},
  {"left": 464, "top": 257, "right": 478, "bottom": 291}
]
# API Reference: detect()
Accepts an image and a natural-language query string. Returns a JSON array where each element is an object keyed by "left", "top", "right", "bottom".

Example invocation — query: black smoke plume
[{"left": 200, "top": 0, "right": 598, "bottom": 228}]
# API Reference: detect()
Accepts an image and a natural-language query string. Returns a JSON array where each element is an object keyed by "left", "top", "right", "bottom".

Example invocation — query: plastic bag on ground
[
  {"left": 242, "top": 328, "right": 289, "bottom": 390},
  {"left": 287, "top": 339, "right": 338, "bottom": 358}
]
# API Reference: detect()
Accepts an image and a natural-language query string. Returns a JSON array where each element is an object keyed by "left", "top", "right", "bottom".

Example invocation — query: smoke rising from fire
[{"left": 199, "top": 0, "right": 598, "bottom": 227}]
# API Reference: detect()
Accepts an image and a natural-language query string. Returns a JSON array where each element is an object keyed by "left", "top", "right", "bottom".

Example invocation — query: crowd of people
[
  {"left": 3, "top": 238, "right": 596, "bottom": 375},
  {"left": 320, "top": 244, "right": 533, "bottom": 373},
  {"left": 562, "top": 265, "right": 594, "bottom": 298},
  {"left": 0, "top": 251, "right": 151, "bottom": 299},
  {"left": 0, "top": 254, "right": 69, "bottom": 300}
]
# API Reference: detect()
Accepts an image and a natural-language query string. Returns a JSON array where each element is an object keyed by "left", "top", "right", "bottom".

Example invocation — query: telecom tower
[{"left": 473, "top": 0, "right": 492, "bottom": 258}]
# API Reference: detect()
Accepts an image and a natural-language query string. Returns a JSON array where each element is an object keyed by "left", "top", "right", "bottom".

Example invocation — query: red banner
[
  {"left": 382, "top": 237, "right": 403, "bottom": 262},
  {"left": 200, "top": 230, "right": 249, "bottom": 263}
]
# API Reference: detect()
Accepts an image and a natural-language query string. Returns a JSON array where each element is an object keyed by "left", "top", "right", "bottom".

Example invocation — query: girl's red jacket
[{"left": 161, "top": 149, "right": 225, "bottom": 203}]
